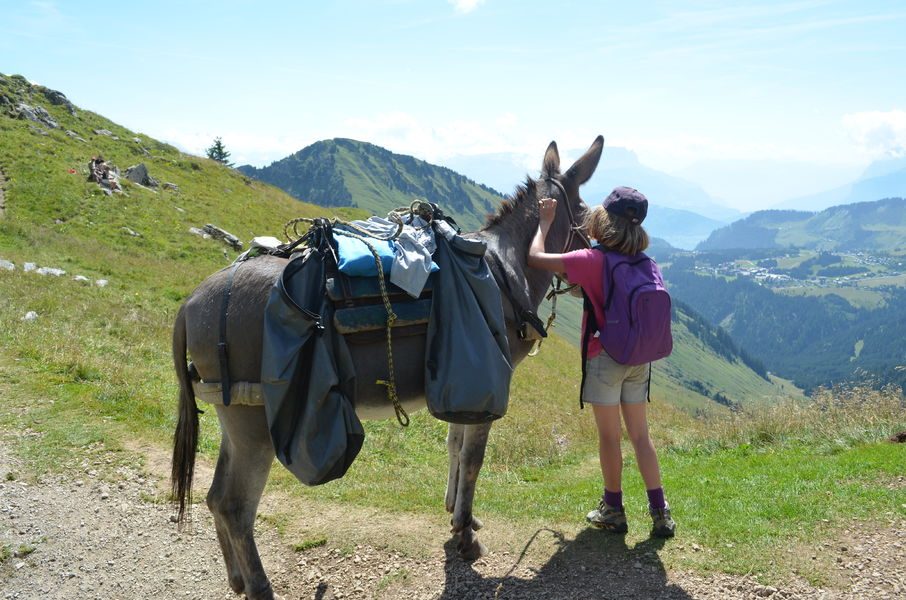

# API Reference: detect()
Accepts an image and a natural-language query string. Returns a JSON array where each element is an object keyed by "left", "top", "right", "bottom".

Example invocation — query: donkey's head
[{"left": 536, "top": 134, "right": 604, "bottom": 253}]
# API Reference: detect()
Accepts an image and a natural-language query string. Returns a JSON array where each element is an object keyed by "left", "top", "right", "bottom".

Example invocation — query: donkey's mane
[{"left": 483, "top": 177, "right": 536, "bottom": 229}]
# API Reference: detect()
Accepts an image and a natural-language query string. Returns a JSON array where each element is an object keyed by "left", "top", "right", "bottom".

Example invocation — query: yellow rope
[
  {"left": 282, "top": 214, "right": 415, "bottom": 427},
  {"left": 332, "top": 228, "right": 409, "bottom": 427}
]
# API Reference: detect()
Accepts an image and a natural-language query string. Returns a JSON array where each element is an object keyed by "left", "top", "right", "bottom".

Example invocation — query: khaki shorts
[{"left": 583, "top": 352, "right": 650, "bottom": 407}]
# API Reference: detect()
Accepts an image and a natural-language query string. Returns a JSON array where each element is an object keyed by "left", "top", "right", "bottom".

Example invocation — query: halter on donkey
[{"left": 171, "top": 136, "right": 604, "bottom": 600}]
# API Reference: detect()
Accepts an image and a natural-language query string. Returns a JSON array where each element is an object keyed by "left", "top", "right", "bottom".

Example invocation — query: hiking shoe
[
  {"left": 586, "top": 499, "right": 628, "bottom": 533},
  {"left": 650, "top": 504, "right": 676, "bottom": 538}
]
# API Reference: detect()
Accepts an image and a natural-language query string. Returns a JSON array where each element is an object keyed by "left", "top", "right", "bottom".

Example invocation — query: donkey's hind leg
[{"left": 208, "top": 404, "right": 276, "bottom": 600}]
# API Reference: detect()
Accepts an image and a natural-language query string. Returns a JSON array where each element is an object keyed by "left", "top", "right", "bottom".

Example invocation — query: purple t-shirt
[{"left": 562, "top": 248, "right": 608, "bottom": 359}]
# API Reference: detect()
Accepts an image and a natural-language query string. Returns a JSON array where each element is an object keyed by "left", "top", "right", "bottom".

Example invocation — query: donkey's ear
[
  {"left": 565, "top": 135, "right": 604, "bottom": 186},
  {"left": 541, "top": 141, "right": 560, "bottom": 178}
]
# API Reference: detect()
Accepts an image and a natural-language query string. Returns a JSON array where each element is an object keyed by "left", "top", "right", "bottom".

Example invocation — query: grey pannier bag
[
  {"left": 260, "top": 241, "right": 364, "bottom": 486},
  {"left": 425, "top": 225, "right": 513, "bottom": 423}
]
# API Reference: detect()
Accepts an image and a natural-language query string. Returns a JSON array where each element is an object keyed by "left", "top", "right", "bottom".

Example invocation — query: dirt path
[{"left": 1, "top": 440, "right": 903, "bottom": 600}]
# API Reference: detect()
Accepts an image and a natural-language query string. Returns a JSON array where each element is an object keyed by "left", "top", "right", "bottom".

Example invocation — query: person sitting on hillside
[
  {"left": 87, "top": 155, "right": 120, "bottom": 191},
  {"left": 527, "top": 187, "right": 676, "bottom": 538}
]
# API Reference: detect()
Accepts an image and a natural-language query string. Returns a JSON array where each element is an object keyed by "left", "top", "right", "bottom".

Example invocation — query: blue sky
[{"left": 3, "top": 0, "right": 905, "bottom": 210}]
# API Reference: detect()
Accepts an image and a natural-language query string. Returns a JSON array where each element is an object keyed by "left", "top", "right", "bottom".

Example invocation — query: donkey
[{"left": 171, "top": 136, "right": 604, "bottom": 599}]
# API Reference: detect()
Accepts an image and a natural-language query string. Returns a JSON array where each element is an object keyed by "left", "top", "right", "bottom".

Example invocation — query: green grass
[
  {"left": 775, "top": 286, "right": 887, "bottom": 309},
  {"left": 543, "top": 293, "right": 795, "bottom": 412},
  {"left": 292, "top": 537, "right": 328, "bottom": 552},
  {"left": 857, "top": 273, "right": 906, "bottom": 288}
]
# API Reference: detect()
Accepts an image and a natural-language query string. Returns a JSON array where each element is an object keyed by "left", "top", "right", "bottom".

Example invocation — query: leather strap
[{"left": 218, "top": 261, "right": 242, "bottom": 406}]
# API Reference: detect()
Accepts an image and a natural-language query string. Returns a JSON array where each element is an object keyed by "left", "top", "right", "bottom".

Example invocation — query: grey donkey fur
[{"left": 172, "top": 136, "right": 604, "bottom": 599}]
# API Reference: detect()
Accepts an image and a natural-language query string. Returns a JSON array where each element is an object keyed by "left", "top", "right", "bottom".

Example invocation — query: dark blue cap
[{"left": 603, "top": 186, "right": 648, "bottom": 224}]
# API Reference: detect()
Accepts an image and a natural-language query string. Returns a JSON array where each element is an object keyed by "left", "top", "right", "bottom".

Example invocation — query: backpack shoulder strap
[{"left": 578, "top": 288, "right": 598, "bottom": 410}]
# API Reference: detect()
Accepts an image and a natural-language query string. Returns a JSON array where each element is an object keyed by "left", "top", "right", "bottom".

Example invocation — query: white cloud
[
  {"left": 156, "top": 129, "right": 308, "bottom": 167},
  {"left": 338, "top": 111, "right": 535, "bottom": 162},
  {"left": 448, "top": 0, "right": 485, "bottom": 15},
  {"left": 842, "top": 110, "right": 906, "bottom": 158}
]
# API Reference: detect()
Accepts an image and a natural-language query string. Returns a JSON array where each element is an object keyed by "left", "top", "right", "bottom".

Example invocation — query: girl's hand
[{"left": 538, "top": 197, "right": 557, "bottom": 227}]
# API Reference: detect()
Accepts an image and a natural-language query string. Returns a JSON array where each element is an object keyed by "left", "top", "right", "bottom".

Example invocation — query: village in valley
[{"left": 689, "top": 249, "right": 906, "bottom": 292}]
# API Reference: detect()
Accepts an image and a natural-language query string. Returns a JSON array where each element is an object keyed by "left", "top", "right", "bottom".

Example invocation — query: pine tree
[{"left": 205, "top": 137, "right": 233, "bottom": 167}]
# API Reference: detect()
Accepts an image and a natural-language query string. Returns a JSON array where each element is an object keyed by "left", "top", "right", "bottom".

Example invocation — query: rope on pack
[
  {"left": 281, "top": 212, "right": 419, "bottom": 426},
  {"left": 332, "top": 227, "right": 409, "bottom": 427}
]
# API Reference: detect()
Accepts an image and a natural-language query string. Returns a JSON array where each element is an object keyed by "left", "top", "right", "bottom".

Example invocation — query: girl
[{"left": 527, "top": 186, "right": 676, "bottom": 538}]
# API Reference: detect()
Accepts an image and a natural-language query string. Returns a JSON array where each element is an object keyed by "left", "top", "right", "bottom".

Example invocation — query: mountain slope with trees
[
  {"left": 663, "top": 262, "right": 906, "bottom": 392},
  {"left": 697, "top": 197, "right": 906, "bottom": 252},
  {"left": 238, "top": 138, "right": 505, "bottom": 231}
]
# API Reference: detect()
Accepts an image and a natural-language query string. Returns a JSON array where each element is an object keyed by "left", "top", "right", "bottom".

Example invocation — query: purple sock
[
  {"left": 647, "top": 487, "right": 666, "bottom": 510},
  {"left": 604, "top": 489, "right": 622, "bottom": 508}
]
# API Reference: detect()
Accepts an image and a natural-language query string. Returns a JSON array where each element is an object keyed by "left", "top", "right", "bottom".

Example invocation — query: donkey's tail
[{"left": 171, "top": 302, "right": 198, "bottom": 528}]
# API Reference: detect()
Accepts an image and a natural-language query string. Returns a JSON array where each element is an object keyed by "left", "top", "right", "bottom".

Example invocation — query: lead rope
[
  {"left": 331, "top": 228, "right": 409, "bottom": 427},
  {"left": 527, "top": 179, "right": 590, "bottom": 357},
  {"left": 528, "top": 275, "right": 576, "bottom": 356}
]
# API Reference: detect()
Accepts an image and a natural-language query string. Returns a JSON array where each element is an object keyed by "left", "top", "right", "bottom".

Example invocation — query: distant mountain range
[
  {"left": 445, "top": 146, "right": 739, "bottom": 249},
  {"left": 238, "top": 139, "right": 504, "bottom": 232},
  {"left": 697, "top": 197, "right": 906, "bottom": 252},
  {"left": 771, "top": 156, "right": 906, "bottom": 212}
]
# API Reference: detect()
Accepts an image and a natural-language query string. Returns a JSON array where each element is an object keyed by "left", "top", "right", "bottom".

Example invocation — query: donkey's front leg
[
  {"left": 450, "top": 421, "right": 492, "bottom": 560},
  {"left": 444, "top": 423, "right": 464, "bottom": 513}
]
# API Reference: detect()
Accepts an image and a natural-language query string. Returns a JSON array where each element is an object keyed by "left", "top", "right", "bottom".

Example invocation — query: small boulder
[
  {"left": 94, "top": 129, "right": 113, "bottom": 136},
  {"left": 202, "top": 224, "right": 243, "bottom": 250},
  {"left": 41, "top": 88, "right": 76, "bottom": 115},
  {"left": 22, "top": 311, "right": 38, "bottom": 322},
  {"left": 162, "top": 182, "right": 180, "bottom": 193},
  {"left": 0, "top": 259, "right": 14, "bottom": 271},
  {"left": 16, "top": 102, "right": 40, "bottom": 122},
  {"left": 16, "top": 103, "right": 59, "bottom": 129},
  {"left": 32, "top": 105, "right": 59, "bottom": 129},
  {"left": 124, "top": 163, "right": 159, "bottom": 188}
]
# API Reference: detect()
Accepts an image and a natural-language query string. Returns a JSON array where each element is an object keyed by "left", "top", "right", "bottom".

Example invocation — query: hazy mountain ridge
[
  {"left": 239, "top": 138, "right": 505, "bottom": 232},
  {"left": 697, "top": 197, "right": 906, "bottom": 252},
  {"left": 772, "top": 157, "right": 906, "bottom": 212},
  {"left": 445, "top": 147, "right": 738, "bottom": 248}
]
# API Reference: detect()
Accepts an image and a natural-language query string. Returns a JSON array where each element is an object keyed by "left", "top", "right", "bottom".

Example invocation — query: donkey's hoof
[
  {"left": 457, "top": 536, "right": 488, "bottom": 561},
  {"left": 228, "top": 574, "right": 244, "bottom": 594},
  {"left": 470, "top": 516, "right": 483, "bottom": 531},
  {"left": 245, "top": 581, "right": 277, "bottom": 600}
]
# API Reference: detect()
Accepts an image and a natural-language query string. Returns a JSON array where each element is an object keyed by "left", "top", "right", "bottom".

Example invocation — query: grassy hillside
[
  {"left": 664, "top": 265, "right": 906, "bottom": 392},
  {"left": 541, "top": 293, "right": 796, "bottom": 413},
  {"left": 238, "top": 138, "right": 504, "bottom": 231},
  {"left": 698, "top": 198, "right": 906, "bottom": 252}
]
